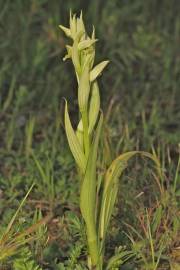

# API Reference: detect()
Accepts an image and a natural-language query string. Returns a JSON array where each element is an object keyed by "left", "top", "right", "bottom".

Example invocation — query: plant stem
[{"left": 82, "top": 110, "right": 90, "bottom": 157}]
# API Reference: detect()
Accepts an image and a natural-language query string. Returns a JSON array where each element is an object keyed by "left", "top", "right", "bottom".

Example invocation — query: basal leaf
[
  {"left": 99, "top": 151, "right": 161, "bottom": 244},
  {"left": 80, "top": 113, "right": 103, "bottom": 265}
]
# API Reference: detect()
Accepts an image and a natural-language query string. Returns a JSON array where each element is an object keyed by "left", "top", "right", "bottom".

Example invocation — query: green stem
[{"left": 82, "top": 110, "right": 90, "bottom": 157}]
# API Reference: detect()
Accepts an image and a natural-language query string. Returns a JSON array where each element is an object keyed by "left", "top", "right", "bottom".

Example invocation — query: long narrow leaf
[
  {"left": 99, "top": 151, "right": 161, "bottom": 245},
  {"left": 80, "top": 113, "right": 103, "bottom": 265},
  {"left": 64, "top": 100, "right": 86, "bottom": 173},
  {"left": 88, "top": 81, "right": 100, "bottom": 135},
  {"left": 2, "top": 183, "right": 34, "bottom": 240}
]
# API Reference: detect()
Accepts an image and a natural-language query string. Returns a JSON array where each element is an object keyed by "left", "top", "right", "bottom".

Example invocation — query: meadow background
[{"left": 0, "top": 0, "right": 179, "bottom": 269}]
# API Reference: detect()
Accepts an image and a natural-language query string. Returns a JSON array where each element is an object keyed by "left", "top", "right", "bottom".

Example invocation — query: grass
[{"left": 0, "top": 1, "right": 179, "bottom": 269}]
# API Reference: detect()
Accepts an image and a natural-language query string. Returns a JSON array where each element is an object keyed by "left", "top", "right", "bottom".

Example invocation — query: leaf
[
  {"left": 76, "top": 11, "right": 85, "bottom": 34},
  {"left": 90, "top": 60, "right": 109, "bottom": 82},
  {"left": 63, "top": 45, "right": 72, "bottom": 61},
  {"left": 78, "top": 39, "right": 98, "bottom": 50},
  {"left": 32, "top": 153, "right": 47, "bottom": 184},
  {"left": 77, "top": 118, "right": 83, "bottom": 133},
  {"left": 78, "top": 64, "right": 90, "bottom": 113},
  {"left": 88, "top": 81, "right": 100, "bottom": 134},
  {"left": 2, "top": 183, "right": 34, "bottom": 239},
  {"left": 70, "top": 12, "right": 77, "bottom": 39},
  {"left": 99, "top": 151, "right": 162, "bottom": 244},
  {"left": 76, "top": 119, "right": 84, "bottom": 149},
  {"left": 0, "top": 185, "right": 49, "bottom": 262},
  {"left": 82, "top": 51, "right": 95, "bottom": 72},
  {"left": 71, "top": 30, "right": 85, "bottom": 75},
  {"left": 106, "top": 250, "right": 134, "bottom": 270},
  {"left": 91, "top": 25, "right": 95, "bottom": 39},
  {"left": 64, "top": 100, "right": 86, "bottom": 173},
  {"left": 99, "top": 151, "right": 138, "bottom": 242},
  {"left": 80, "top": 113, "right": 103, "bottom": 265},
  {"left": 152, "top": 205, "right": 163, "bottom": 234},
  {"left": 59, "top": 25, "right": 71, "bottom": 38},
  {"left": 72, "top": 38, "right": 81, "bottom": 75}
]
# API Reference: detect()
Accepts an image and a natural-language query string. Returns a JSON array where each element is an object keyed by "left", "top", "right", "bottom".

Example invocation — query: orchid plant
[{"left": 59, "top": 12, "right": 160, "bottom": 270}]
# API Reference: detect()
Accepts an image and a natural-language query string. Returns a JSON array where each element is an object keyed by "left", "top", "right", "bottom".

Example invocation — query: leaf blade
[
  {"left": 90, "top": 60, "right": 109, "bottom": 82},
  {"left": 64, "top": 100, "right": 86, "bottom": 173},
  {"left": 88, "top": 81, "right": 100, "bottom": 135},
  {"left": 80, "top": 113, "right": 103, "bottom": 265}
]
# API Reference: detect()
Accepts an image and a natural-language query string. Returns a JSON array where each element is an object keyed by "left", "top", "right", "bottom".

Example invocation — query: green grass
[{"left": 0, "top": 0, "right": 179, "bottom": 269}]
